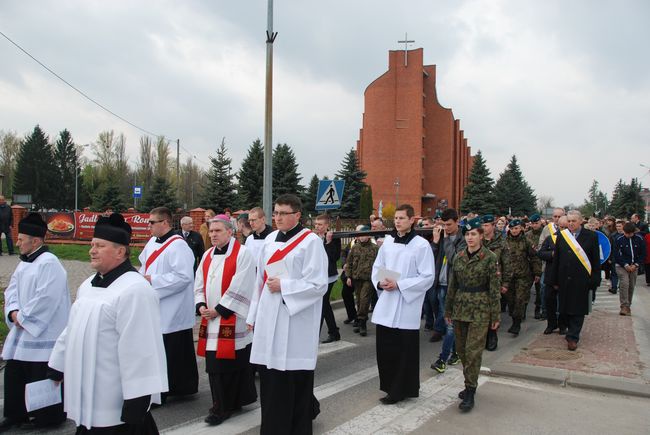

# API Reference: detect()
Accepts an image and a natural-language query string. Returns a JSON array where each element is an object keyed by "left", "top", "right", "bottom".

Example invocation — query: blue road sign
[
  {"left": 315, "top": 180, "right": 345, "bottom": 210},
  {"left": 133, "top": 186, "right": 143, "bottom": 198},
  {"left": 597, "top": 231, "right": 611, "bottom": 265}
]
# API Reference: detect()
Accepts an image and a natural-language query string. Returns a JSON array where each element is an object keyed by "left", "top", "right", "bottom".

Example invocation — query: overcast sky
[{"left": 1, "top": 0, "right": 648, "bottom": 207}]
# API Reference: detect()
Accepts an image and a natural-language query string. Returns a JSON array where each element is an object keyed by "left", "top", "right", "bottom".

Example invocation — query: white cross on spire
[{"left": 397, "top": 33, "right": 415, "bottom": 67}]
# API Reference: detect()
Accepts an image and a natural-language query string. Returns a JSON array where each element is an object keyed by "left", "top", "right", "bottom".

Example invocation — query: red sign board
[
  {"left": 43, "top": 212, "right": 76, "bottom": 240},
  {"left": 71, "top": 212, "right": 151, "bottom": 242}
]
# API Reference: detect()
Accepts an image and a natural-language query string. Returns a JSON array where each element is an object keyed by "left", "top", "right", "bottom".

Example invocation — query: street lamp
[{"left": 75, "top": 144, "right": 91, "bottom": 211}]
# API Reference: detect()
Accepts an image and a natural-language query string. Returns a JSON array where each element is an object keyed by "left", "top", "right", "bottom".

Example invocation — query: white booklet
[
  {"left": 377, "top": 267, "right": 401, "bottom": 283},
  {"left": 265, "top": 260, "right": 289, "bottom": 279},
  {"left": 25, "top": 379, "right": 62, "bottom": 412}
]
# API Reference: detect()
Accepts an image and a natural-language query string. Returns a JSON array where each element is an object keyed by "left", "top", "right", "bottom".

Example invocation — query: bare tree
[
  {"left": 154, "top": 136, "right": 171, "bottom": 180},
  {"left": 0, "top": 130, "right": 21, "bottom": 197}
]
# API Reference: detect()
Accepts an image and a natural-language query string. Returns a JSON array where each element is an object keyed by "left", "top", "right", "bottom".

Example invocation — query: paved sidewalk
[{"left": 489, "top": 284, "right": 650, "bottom": 397}]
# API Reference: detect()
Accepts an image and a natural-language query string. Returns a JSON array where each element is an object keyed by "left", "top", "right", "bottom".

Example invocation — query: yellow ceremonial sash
[
  {"left": 547, "top": 223, "right": 557, "bottom": 244},
  {"left": 559, "top": 229, "right": 591, "bottom": 275}
]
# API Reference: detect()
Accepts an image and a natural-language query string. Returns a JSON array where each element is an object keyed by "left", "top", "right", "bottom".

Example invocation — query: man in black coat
[
  {"left": 546, "top": 210, "right": 600, "bottom": 351},
  {"left": 0, "top": 195, "right": 14, "bottom": 255},
  {"left": 177, "top": 216, "right": 205, "bottom": 272},
  {"left": 315, "top": 214, "right": 342, "bottom": 343}
]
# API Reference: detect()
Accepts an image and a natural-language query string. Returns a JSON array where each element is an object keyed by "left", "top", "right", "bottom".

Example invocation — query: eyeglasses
[
  {"left": 149, "top": 220, "right": 164, "bottom": 225},
  {"left": 272, "top": 211, "right": 298, "bottom": 217}
]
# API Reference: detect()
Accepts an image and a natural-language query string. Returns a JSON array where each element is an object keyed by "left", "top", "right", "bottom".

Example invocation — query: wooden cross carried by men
[{"left": 398, "top": 33, "right": 415, "bottom": 67}]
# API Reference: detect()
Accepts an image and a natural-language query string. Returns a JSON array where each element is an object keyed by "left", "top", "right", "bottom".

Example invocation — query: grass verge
[
  {"left": 48, "top": 244, "right": 142, "bottom": 266},
  {"left": 0, "top": 291, "right": 8, "bottom": 348}
]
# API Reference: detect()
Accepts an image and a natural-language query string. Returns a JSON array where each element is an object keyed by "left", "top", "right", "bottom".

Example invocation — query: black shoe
[
  {"left": 458, "top": 387, "right": 475, "bottom": 412},
  {"left": 204, "top": 412, "right": 230, "bottom": 426},
  {"left": 359, "top": 320, "right": 367, "bottom": 337},
  {"left": 543, "top": 326, "right": 557, "bottom": 335},
  {"left": 540, "top": 313, "right": 547, "bottom": 321},
  {"left": 608, "top": 288, "right": 617, "bottom": 294},
  {"left": 343, "top": 318, "right": 355, "bottom": 325},
  {"left": 353, "top": 324, "right": 360, "bottom": 333},
  {"left": 458, "top": 389, "right": 466, "bottom": 400},
  {"left": 508, "top": 319, "right": 521, "bottom": 336},
  {"left": 534, "top": 307, "right": 541, "bottom": 320},
  {"left": 379, "top": 395, "right": 402, "bottom": 405},
  {"left": 558, "top": 327, "right": 567, "bottom": 335},
  {"left": 321, "top": 333, "right": 340, "bottom": 344}
]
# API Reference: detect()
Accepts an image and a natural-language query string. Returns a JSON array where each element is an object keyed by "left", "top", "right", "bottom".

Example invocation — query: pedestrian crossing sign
[{"left": 315, "top": 180, "right": 345, "bottom": 210}]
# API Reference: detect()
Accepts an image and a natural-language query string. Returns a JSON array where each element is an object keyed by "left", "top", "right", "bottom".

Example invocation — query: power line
[{"left": 0, "top": 29, "right": 211, "bottom": 167}]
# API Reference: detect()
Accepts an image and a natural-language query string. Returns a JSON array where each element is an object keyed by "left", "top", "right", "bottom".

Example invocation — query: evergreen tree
[
  {"left": 200, "top": 139, "right": 237, "bottom": 211},
  {"left": 0, "top": 130, "right": 21, "bottom": 198},
  {"left": 142, "top": 176, "right": 179, "bottom": 211},
  {"left": 13, "top": 125, "right": 58, "bottom": 209},
  {"left": 302, "top": 174, "right": 319, "bottom": 216},
  {"left": 237, "top": 139, "right": 264, "bottom": 209},
  {"left": 272, "top": 143, "right": 303, "bottom": 199},
  {"left": 335, "top": 148, "right": 367, "bottom": 218},
  {"left": 580, "top": 180, "right": 609, "bottom": 217},
  {"left": 359, "top": 185, "right": 374, "bottom": 221},
  {"left": 493, "top": 155, "right": 536, "bottom": 216},
  {"left": 53, "top": 129, "right": 78, "bottom": 210},
  {"left": 460, "top": 150, "right": 495, "bottom": 215},
  {"left": 93, "top": 179, "right": 128, "bottom": 211},
  {"left": 609, "top": 178, "right": 644, "bottom": 218}
]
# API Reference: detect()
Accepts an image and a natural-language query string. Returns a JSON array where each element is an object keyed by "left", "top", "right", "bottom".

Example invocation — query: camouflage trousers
[
  {"left": 454, "top": 320, "right": 489, "bottom": 389},
  {"left": 354, "top": 279, "right": 373, "bottom": 320},
  {"left": 505, "top": 276, "right": 533, "bottom": 320}
]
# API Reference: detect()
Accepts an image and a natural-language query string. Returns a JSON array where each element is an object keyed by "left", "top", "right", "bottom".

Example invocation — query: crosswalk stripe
[
  {"left": 162, "top": 365, "right": 378, "bottom": 434},
  {"left": 318, "top": 340, "right": 356, "bottom": 356}
]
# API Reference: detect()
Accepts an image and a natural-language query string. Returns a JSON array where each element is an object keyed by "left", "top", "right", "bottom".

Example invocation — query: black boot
[
  {"left": 353, "top": 322, "right": 360, "bottom": 333},
  {"left": 459, "top": 387, "right": 476, "bottom": 412},
  {"left": 359, "top": 319, "right": 367, "bottom": 336},
  {"left": 458, "top": 388, "right": 466, "bottom": 400},
  {"left": 509, "top": 318, "right": 521, "bottom": 336},
  {"left": 534, "top": 306, "right": 541, "bottom": 320}
]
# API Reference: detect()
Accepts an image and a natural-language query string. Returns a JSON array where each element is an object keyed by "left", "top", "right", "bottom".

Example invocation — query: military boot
[
  {"left": 359, "top": 319, "right": 367, "bottom": 337},
  {"left": 509, "top": 318, "right": 521, "bottom": 336},
  {"left": 534, "top": 305, "right": 541, "bottom": 320},
  {"left": 458, "top": 387, "right": 476, "bottom": 412}
]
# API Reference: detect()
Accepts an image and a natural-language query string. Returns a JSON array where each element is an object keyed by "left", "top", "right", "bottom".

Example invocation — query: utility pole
[
  {"left": 263, "top": 0, "right": 278, "bottom": 221},
  {"left": 176, "top": 139, "right": 181, "bottom": 204}
]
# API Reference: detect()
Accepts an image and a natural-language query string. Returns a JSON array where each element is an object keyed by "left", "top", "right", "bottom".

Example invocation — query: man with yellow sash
[
  {"left": 545, "top": 210, "right": 601, "bottom": 351},
  {"left": 194, "top": 214, "right": 257, "bottom": 426}
]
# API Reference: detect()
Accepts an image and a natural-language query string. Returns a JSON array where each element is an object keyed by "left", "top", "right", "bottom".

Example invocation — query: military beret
[
  {"left": 481, "top": 214, "right": 495, "bottom": 224},
  {"left": 434, "top": 211, "right": 442, "bottom": 219},
  {"left": 510, "top": 219, "right": 523, "bottom": 227},
  {"left": 529, "top": 213, "right": 541, "bottom": 223},
  {"left": 19, "top": 212, "right": 48, "bottom": 238},
  {"left": 360, "top": 225, "right": 370, "bottom": 231},
  {"left": 462, "top": 217, "right": 482, "bottom": 234},
  {"left": 94, "top": 213, "right": 132, "bottom": 245}
]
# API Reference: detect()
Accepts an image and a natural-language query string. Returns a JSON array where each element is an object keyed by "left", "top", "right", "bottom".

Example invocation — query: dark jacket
[
  {"left": 176, "top": 229, "right": 205, "bottom": 272},
  {"left": 323, "top": 238, "right": 341, "bottom": 278},
  {"left": 546, "top": 228, "right": 601, "bottom": 316},
  {"left": 537, "top": 234, "right": 556, "bottom": 264},
  {"left": 431, "top": 232, "right": 466, "bottom": 288},
  {"left": 0, "top": 204, "right": 12, "bottom": 232},
  {"left": 613, "top": 234, "right": 646, "bottom": 268}
]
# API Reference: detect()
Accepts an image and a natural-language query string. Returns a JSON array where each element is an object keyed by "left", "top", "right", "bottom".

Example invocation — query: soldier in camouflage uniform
[
  {"left": 346, "top": 227, "right": 379, "bottom": 336},
  {"left": 525, "top": 214, "right": 545, "bottom": 319},
  {"left": 481, "top": 214, "right": 505, "bottom": 351},
  {"left": 502, "top": 219, "right": 542, "bottom": 335},
  {"left": 445, "top": 218, "right": 500, "bottom": 412}
]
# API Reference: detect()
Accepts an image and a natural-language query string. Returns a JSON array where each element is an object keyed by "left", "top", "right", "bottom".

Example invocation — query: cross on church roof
[{"left": 397, "top": 33, "right": 415, "bottom": 67}]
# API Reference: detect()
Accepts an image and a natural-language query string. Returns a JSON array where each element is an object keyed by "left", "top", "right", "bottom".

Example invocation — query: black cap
[
  {"left": 19, "top": 212, "right": 47, "bottom": 238},
  {"left": 94, "top": 213, "right": 132, "bottom": 245}
]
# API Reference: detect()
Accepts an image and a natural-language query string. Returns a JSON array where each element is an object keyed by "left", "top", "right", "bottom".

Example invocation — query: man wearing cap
[
  {"left": 195, "top": 215, "right": 257, "bottom": 426},
  {"left": 48, "top": 213, "right": 168, "bottom": 432},
  {"left": 345, "top": 225, "right": 379, "bottom": 337},
  {"left": 139, "top": 206, "right": 198, "bottom": 402},
  {"left": 1, "top": 213, "right": 69, "bottom": 431},
  {"left": 526, "top": 214, "right": 545, "bottom": 319},
  {"left": 502, "top": 219, "right": 541, "bottom": 336},
  {"left": 480, "top": 214, "right": 505, "bottom": 350}
]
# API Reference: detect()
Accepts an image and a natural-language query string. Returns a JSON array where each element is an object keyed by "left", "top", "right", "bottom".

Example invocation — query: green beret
[
  {"left": 462, "top": 217, "right": 482, "bottom": 234},
  {"left": 510, "top": 219, "right": 522, "bottom": 227},
  {"left": 529, "top": 213, "right": 541, "bottom": 222},
  {"left": 481, "top": 214, "right": 495, "bottom": 223},
  {"left": 434, "top": 211, "right": 442, "bottom": 219}
]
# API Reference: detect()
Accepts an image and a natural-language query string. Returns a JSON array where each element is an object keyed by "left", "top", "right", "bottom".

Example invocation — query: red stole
[
  {"left": 197, "top": 240, "right": 241, "bottom": 359},
  {"left": 144, "top": 235, "right": 183, "bottom": 273},
  {"left": 261, "top": 229, "right": 312, "bottom": 290}
]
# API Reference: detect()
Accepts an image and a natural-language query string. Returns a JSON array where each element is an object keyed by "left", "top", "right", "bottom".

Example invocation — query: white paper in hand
[
  {"left": 25, "top": 379, "right": 62, "bottom": 412},
  {"left": 377, "top": 267, "right": 401, "bottom": 283},
  {"left": 265, "top": 260, "right": 289, "bottom": 280}
]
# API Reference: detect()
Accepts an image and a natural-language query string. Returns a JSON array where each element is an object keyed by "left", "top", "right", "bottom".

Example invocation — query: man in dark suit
[
  {"left": 178, "top": 216, "right": 205, "bottom": 272},
  {"left": 546, "top": 210, "right": 600, "bottom": 351}
]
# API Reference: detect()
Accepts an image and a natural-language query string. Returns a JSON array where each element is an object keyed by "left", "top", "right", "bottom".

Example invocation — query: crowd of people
[{"left": 0, "top": 195, "right": 648, "bottom": 433}]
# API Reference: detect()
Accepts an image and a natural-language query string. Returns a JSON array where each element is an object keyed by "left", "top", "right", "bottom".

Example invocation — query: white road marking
[{"left": 318, "top": 340, "right": 356, "bottom": 356}]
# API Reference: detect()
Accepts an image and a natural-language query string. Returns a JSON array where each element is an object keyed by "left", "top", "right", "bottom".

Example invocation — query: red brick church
[{"left": 356, "top": 47, "right": 473, "bottom": 217}]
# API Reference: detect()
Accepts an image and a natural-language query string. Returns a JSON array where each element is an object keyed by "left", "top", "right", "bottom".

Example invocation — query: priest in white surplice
[
  {"left": 139, "top": 206, "right": 198, "bottom": 402},
  {"left": 194, "top": 215, "right": 257, "bottom": 426},
  {"left": 247, "top": 194, "right": 328, "bottom": 435},
  {"left": 371, "top": 204, "right": 435, "bottom": 405},
  {"left": 1, "top": 213, "right": 69, "bottom": 431},
  {"left": 48, "top": 213, "right": 168, "bottom": 433}
]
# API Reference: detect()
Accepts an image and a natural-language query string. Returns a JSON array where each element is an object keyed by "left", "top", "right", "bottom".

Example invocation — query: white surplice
[
  {"left": 371, "top": 234, "right": 435, "bottom": 330},
  {"left": 248, "top": 229, "right": 328, "bottom": 371},
  {"left": 2, "top": 251, "right": 70, "bottom": 362},
  {"left": 48, "top": 272, "right": 168, "bottom": 429},
  {"left": 194, "top": 239, "right": 256, "bottom": 351},
  {"left": 138, "top": 236, "right": 195, "bottom": 333}
]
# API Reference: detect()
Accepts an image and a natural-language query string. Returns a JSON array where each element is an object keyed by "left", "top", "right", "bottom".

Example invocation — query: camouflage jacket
[
  {"left": 526, "top": 227, "right": 543, "bottom": 251},
  {"left": 482, "top": 231, "right": 505, "bottom": 283},
  {"left": 502, "top": 233, "right": 542, "bottom": 287},
  {"left": 444, "top": 246, "right": 500, "bottom": 324},
  {"left": 346, "top": 240, "right": 379, "bottom": 280}
]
